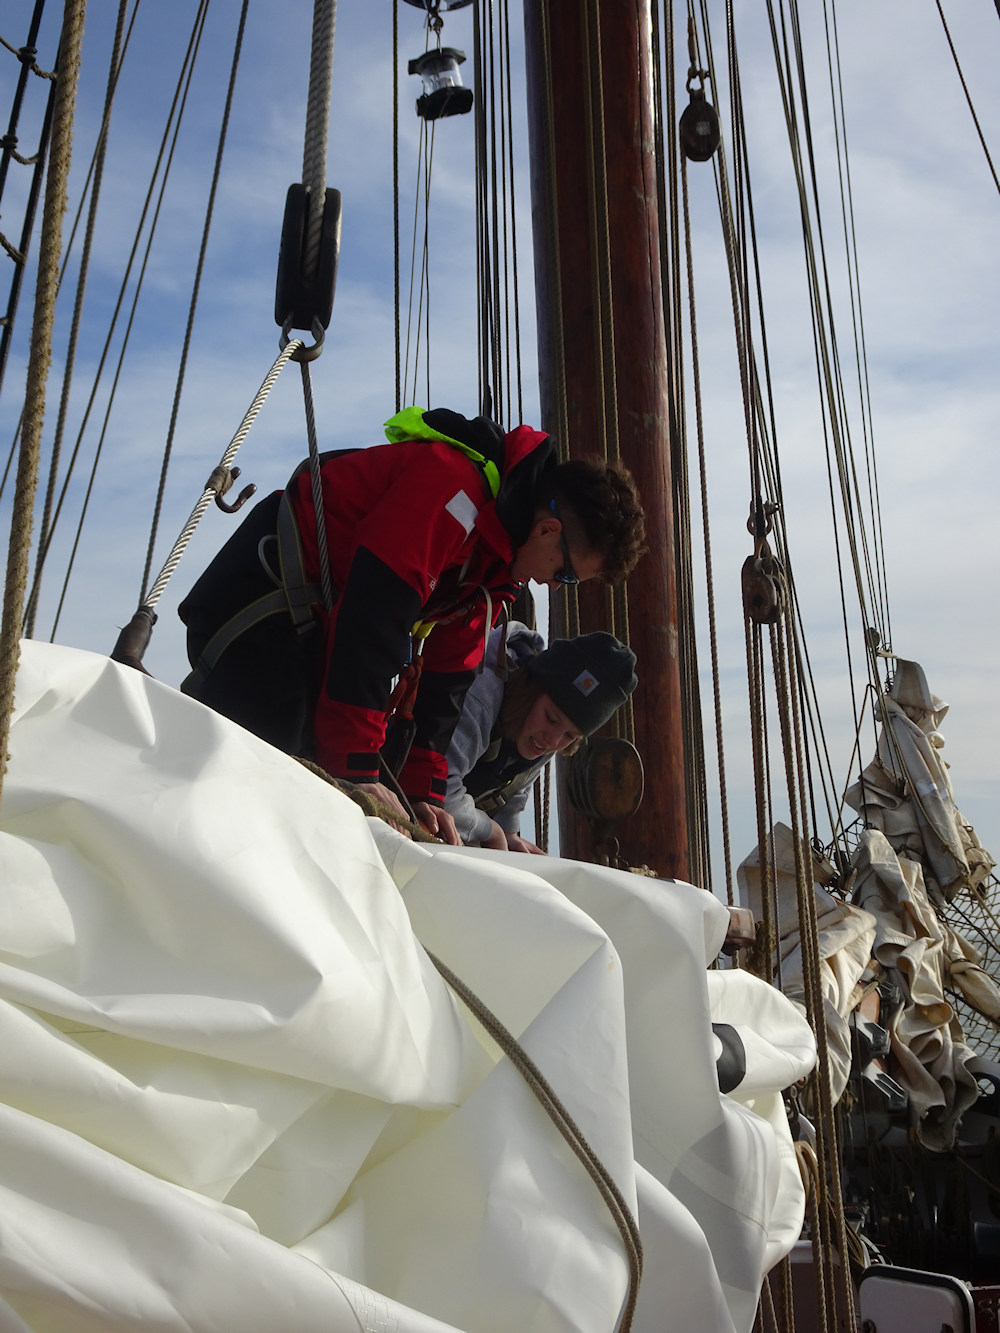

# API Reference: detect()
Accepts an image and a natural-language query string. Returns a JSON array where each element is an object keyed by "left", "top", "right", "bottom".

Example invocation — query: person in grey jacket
[{"left": 443, "top": 621, "right": 638, "bottom": 852}]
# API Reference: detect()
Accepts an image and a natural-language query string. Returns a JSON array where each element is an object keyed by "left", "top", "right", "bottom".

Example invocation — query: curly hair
[{"left": 543, "top": 458, "right": 646, "bottom": 584}]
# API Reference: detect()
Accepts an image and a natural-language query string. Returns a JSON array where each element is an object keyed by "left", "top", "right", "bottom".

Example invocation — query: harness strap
[
  {"left": 477, "top": 765, "right": 538, "bottom": 814},
  {"left": 183, "top": 490, "right": 323, "bottom": 692},
  {"left": 276, "top": 488, "right": 324, "bottom": 634}
]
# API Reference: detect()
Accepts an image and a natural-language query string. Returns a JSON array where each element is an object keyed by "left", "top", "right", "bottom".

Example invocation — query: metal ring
[{"left": 279, "top": 315, "right": 326, "bottom": 362}]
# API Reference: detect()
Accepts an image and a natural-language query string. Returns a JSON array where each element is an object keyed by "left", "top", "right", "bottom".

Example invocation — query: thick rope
[
  {"left": 141, "top": 340, "right": 302, "bottom": 613},
  {"left": 427, "top": 949, "right": 643, "bottom": 1331},
  {"left": 0, "top": 0, "right": 85, "bottom": 801},
  {"left": 25, "top": 0, "right": 211, "bottom": 634},
  {"left": 25, "top": 0, "right": 129, "bottom": 637},
  {"left": 301, "top": 0, "right": 338, "bottom": 283}
]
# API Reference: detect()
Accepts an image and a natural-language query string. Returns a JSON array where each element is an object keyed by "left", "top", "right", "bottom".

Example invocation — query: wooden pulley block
[
  {"left": 741, "top": 552, "right": 784, "bottom": 624},
  {"left": 565, "top": 737, "right": 644, "bottom": 824}
]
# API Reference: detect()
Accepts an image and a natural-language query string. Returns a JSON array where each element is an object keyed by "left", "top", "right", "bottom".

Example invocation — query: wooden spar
[{"left": 523, "top": 0, "right": 689, "bottom": 880}]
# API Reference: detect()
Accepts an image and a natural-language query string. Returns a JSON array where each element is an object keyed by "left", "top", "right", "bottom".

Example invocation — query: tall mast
[{"left": 523, "top": 1, "right": 689, "bottom": 880}]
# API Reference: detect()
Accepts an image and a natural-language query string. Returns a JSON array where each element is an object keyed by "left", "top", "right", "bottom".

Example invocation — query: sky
[{"left": 1, "top": 0, "right": 998, "bottom": 890}]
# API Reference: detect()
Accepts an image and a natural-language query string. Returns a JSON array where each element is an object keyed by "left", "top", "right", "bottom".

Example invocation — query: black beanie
[{"left": 524, "top": 633, "right": 637, "bottom": 736}]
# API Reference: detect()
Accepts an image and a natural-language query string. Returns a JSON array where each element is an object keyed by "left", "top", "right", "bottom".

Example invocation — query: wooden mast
[{"left": 523, "top": 0, "right": 689, "bottom": 880}]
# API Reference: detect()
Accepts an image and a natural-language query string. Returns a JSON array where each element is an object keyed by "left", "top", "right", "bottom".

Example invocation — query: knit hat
[{"left": 525, "top": 632, "right": 637, "bottom": 736}]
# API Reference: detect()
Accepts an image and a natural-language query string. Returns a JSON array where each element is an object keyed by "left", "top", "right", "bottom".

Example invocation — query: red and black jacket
[{"left": 288, "top": 409, "right": 554, "bottom": 802}]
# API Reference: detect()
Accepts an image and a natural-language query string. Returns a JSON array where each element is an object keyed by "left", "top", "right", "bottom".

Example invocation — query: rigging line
[
  {"left": 484, "top": 0, "right": 503, "bottom": 420},
  {"left": 823, "top": 0, "right": 892, "bottom": 642},
  {"left": 140, "top": 0, "right": 250, "bottom": 605},
  {"left": 142, "top": 340, "right": 302, "bottom": 614},
  {"left": 751, "top": 85, "right": 872, "bottom": 843},
  {"left": 704, "top": 4, "right": 848, "bottom": 854},
  {"left": 494, "top": 0, "right": 511, "bottom": 424},
  {"left": 23, "top": 0, "right": 212, "bottom": 633},
  {"left": 500, "top": 0, "right": 525, "bottom": 426},
  {"left": 0, "top": 0, "right": 49, "bottom": 204},
  {"left": 535, "top": 0, "right": 576, "bottom": 646},
  {"left": 764, "top": 0, "right": 882, "bottom": 731},
  {"left": 45, "top": 120, "right": 197, "bottom": 640},
  {"left": 785, "top": 5, "right": 889, "bottom": 649},
  {"left": 0, "top": 0, "right": 85, "bottom": 803},
  {"left": 681, "top": 153, "right": 732, "bottom": 901},
  {"left": 775, "top": 616, "right": 858, "bottom": 1333},
  {"left": 0, "top": 0, "right": 51, "bottom": 398},
  {"left": 935, "top": 0, "right": 1000, "bottom": 198},
  {"left": 401, "top": 116, "right": 427, "bottom": 407},
  {"left": 422, "top": 125, "right": 435, "bottom": 408},
  {"left": 659, "top": 2, "right": 711, "bottom": 874},
  {"left": 472, "top": 0, "right": 496, "bottom": 419},
  {"left": 393, "top": 0, "right": 401, "bottom": 413},
  {"left": 0, "top": 1, "right": 141, "bottom": 409},
  {"left": 0, "top": 30, "right": 56, "bottom": 82},
  {"left": 427, "top": 949, "right": 644, "bottom": 1333},
  {"left": 779, "top": 0, "right": 889, "bottom": 644},
  {"left": 26, "top": 0, "right": 130, "bottom": 641},
  {"left": 301, "top": 0, "right": 338, "bottom": 283},
  {"left": 0, "top": 67, "right": 54, "bottom": 411},
  {"left": 300, "top": 359, "right": 333, "bottom": 611},
  {"left": 582, "top": 0, "right": 619, "bottom": 465},
  {"left": 700, "top": 31, "right": 758, "bottom": 506}
]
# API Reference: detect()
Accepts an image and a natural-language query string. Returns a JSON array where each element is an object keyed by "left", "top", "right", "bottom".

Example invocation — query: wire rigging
[
  {"left": 139, "top": 0, "right": 250, "bottom": 604},
  {"left": 24, "top": 0, "right": 212, "bottom": 637}
]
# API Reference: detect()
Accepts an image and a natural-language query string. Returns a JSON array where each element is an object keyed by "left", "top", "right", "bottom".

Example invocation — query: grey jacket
[{"left": 443, "top": 621, "right": 547, "bottom": 844}]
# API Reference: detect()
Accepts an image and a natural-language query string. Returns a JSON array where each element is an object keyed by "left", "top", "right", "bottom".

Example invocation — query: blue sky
[{"left": 2, "top": 0, "right": 998, "bottom": 887}]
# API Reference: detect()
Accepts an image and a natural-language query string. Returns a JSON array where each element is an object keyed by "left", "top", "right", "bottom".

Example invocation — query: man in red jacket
[{"left": 179, "top": 407, "right": 644, "bottom": 842}]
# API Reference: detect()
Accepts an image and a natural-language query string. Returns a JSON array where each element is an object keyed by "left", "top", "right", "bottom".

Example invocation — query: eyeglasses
[{"left": 549, "top": 499, "right": 579, "bottom": 586}]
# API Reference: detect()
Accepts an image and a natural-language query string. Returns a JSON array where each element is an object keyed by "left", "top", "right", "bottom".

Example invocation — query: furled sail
[{"left": 0, "top": 640, "right": 814, "bottom": 1333}]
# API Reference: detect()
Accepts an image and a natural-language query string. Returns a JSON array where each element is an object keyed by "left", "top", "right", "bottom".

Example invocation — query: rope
[
  {"left": 536, "top": 0, "right": 576, "bottom": 650},
  {"left": 0, "top": 33, "right": 56, "bottom": 79},
  {"left": 0, "top": 0, "right": 85, "bottom": 802},
  {"left": 300, "top": 359, "right": 334, "bottom": 612},
  {"left": 139, "top": 0, "right": 250, "bottom": 604},
  {"left": 140, "top": 340, "right": 302, "bottom": 614},
  {"left": 0, "top": 17, "right": 59, "bottom": 406},
  {"left": 681, "top": 148, "right": 733, "bottom": 898},
  {"left": 392, "top": 0, "right": 401, "bottom": 412},
  {"left": 24, "top": 0, "right": 211, "bottom": 636},
  {"left": 934, "top": 0, "right": 1000, "bottom": 198},
  {"left": 301, "top": 0, "right": 338, "bottom": 283},
  {"left": 427, "top": 949, "right": 643, "bottom": 1331},
  {"left": 24, "top": 0, "right": 129, "bottom": 638}
]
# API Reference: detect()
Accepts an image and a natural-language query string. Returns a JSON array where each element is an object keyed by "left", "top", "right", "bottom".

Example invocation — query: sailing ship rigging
[{"left": 1, "top": 1, "right": 999, "bottom": 1330}]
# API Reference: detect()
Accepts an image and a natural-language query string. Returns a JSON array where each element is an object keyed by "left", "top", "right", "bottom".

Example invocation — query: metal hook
[
  {"left": 746, "top": 497, "right": 779, "bottom": 547},
  {"left": 207, "top": 464, "right": 257, "bottom": 514}
]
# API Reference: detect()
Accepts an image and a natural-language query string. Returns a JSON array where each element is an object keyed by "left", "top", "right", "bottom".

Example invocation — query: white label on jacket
[{"left": 446, "top": 489, "right": 479, "bottom": 536}]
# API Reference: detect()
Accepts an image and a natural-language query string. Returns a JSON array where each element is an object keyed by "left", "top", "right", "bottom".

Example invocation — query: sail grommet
[{"left": 408, "top": 48, "right": 473, "bottom": 120}]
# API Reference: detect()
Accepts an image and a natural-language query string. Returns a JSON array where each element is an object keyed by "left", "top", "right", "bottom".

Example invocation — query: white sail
[{"left": 0, "top": 640, "right": 814, "bottom": 1332}]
